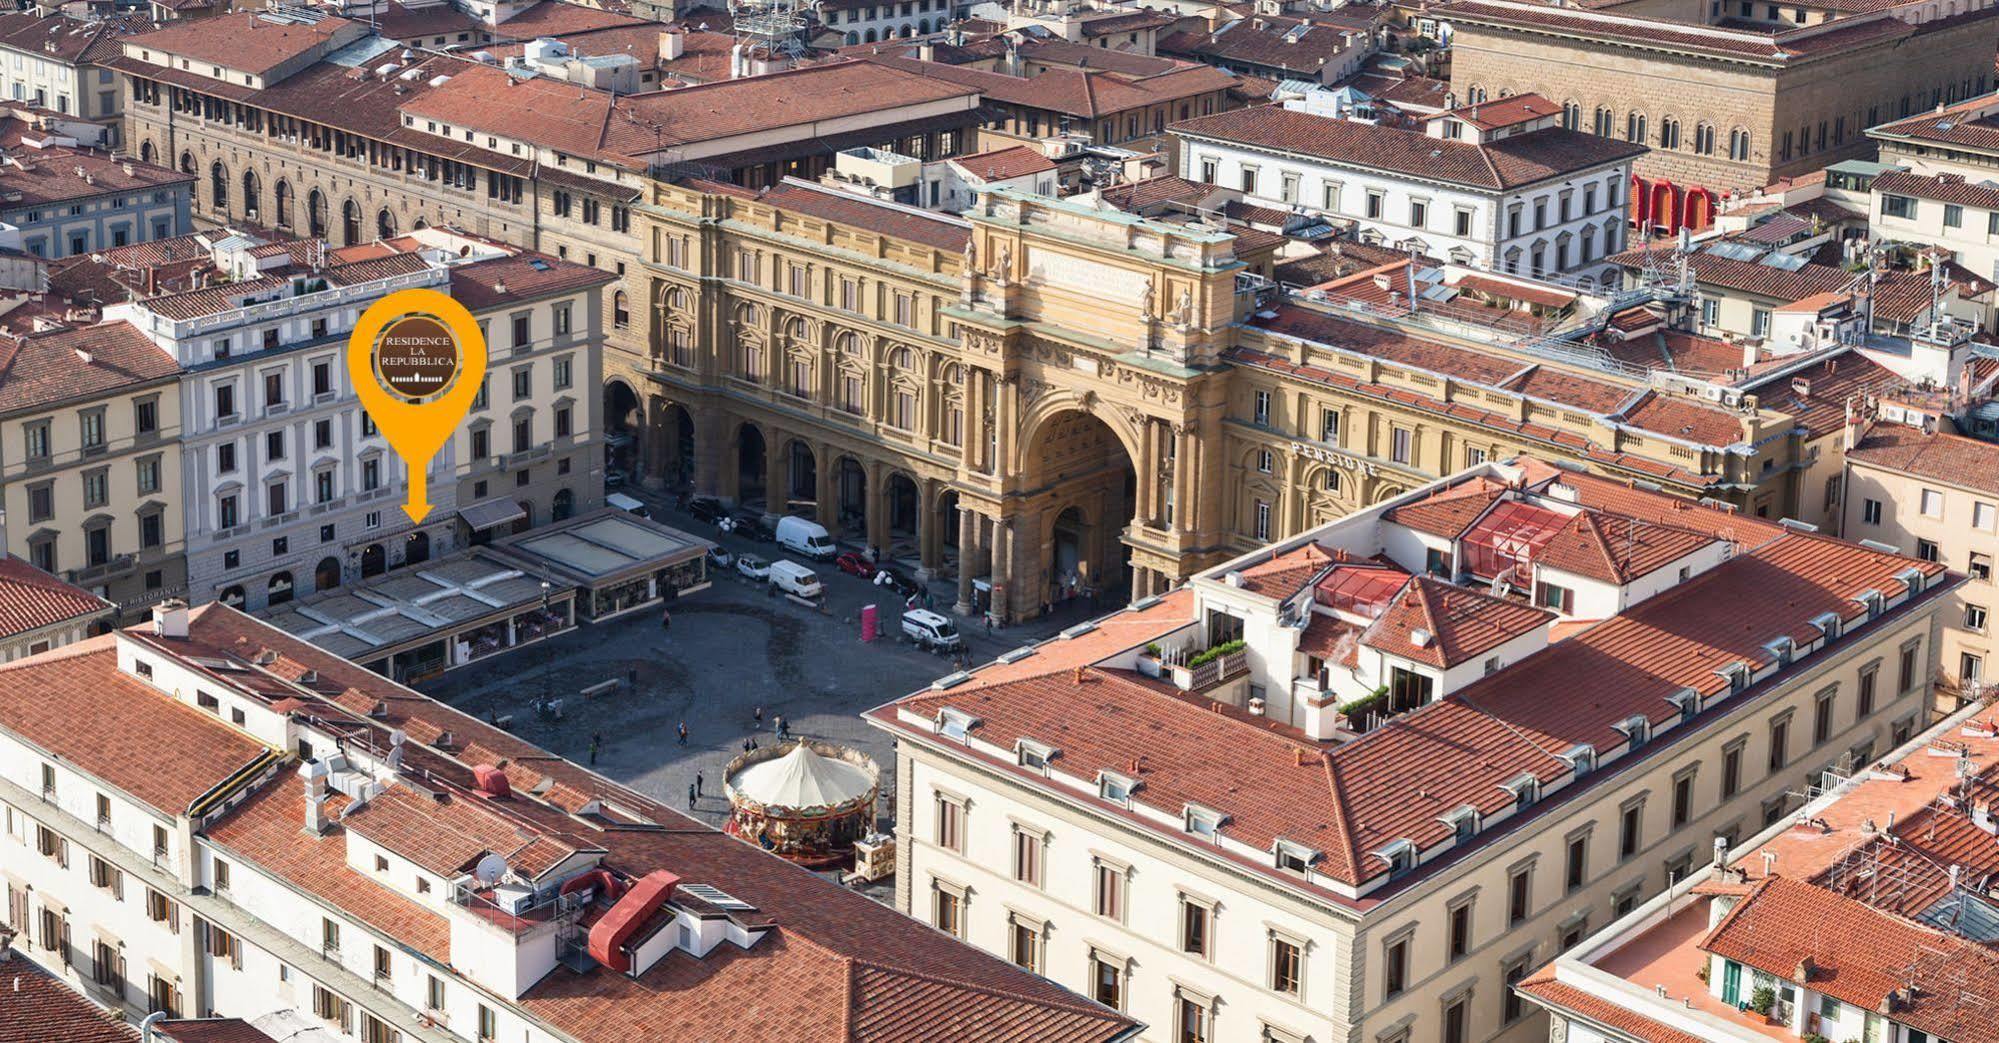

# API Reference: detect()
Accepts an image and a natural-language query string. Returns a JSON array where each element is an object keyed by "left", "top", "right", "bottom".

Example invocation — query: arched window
[
  {"left": 1728, "top": 128, "right": 1752, "bottom": 161},
  {"left": 1658, "top": 117, "right": 1680, "bottom": 150},
  {"left": 613, "top": 290, "right": 630, "bottom": 329},
  {"left": 341, "top": 199, "right": 361, "bottom": 246},
  {"left": 1561, "top": 101, "right": 1581, "bottom": 130},
  {"left": 139, "top": 140, "right": 155, "bottom": 165},
  {"left": 888, "top": 346, "right": 913, "bottom": 369},
  {"left": 209, "top": 162, "right": 228, "bottom": 210},
  {"left": 179, "top": 151, "right": 194, "bottom": 175},
  {"left": 240, "top": 170, "right": 260, "bottom": 218},
  {"left": 846, "top": 31, "right": 858, "bottom": 44},
  {"left": 307, "top": 189, "right": 327, "bottom": 238},
  {"left": 1693, "top": 123, "right": 1716, "bottom": 155},
  {"left": 377, "top": 208, "right": 396, "bottom": 239},
  {"left": 274, "top": 181, "right": 292, "bottom": 227},
  {"left": 1593, "top": 107, "right": 1614, "bottom": 136},
  {"left": 267, "top": 571, "right": 295, "bottom": 607},
  {"left": 1580, "top": 224, "right": 1597, "bottom": 263},
  {"left": 1626, "top": 112, "right": 1647, "bottom": 144},
  {"left": 864, "top": 27, "right": 877, "bottom": 41},
  {"left": 314, "top": 556, "right": 341, "bottom": 592}
]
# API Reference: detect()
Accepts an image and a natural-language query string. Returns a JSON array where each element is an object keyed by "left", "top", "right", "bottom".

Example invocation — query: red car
[{"left": 834, "top": 551, "right": 877, "bottom": 579}]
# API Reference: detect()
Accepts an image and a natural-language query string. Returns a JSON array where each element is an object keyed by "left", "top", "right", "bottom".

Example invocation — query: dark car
[
  {"left": 687, "top": 496, "right": 728, "bottom": 525},
  {"left": 875, "top": 567, "right": 921, "bottom": 598},
  {"left": 730, "top": 512, "right": 776, "bottom": 542},
  {"left": 834, "top": 551, "right": 877, "bottom": 579}
]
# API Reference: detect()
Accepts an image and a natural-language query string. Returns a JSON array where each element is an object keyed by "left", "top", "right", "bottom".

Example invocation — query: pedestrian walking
[
  {"left": 626, "top": 668, "right": 638, "bottom": 691},
  {"left": 749, "top": 737, "right": 759, "bottom": 751},
  {"left": 695, "top": 772, "right": 704, "bottom": 798},
  {"left": 686, "top": 783, "right": 696, "bottom": 809},
  {"left": 676, "top": 721, "right": 688, "bottom": 746},
  {"left": 660, "top": 608, "right": 672, "bottom": 630},
  {"left": 776, "top": 716, "right": 789, "bottom": 740},
  {"left": 588, "top": 738, "right": 600, "bottom": 765},
  {"left": 754, "top": 705, "right": 764, "bottom": 728}
]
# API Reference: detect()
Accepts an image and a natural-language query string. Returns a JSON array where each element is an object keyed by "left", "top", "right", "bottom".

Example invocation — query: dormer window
[
  {"left": 1500, "top": 772, "right": 1539, "bottom": 808},
  {"left": 1563, "top": 744, "right": 1595, "bottom": 776},
  {"left": 1812, "top": 612, "right": 1841, "bottom": 641},
  {"left": 936, "top": 708, "right": 977, "bottom": 743},
  {"left": 1373, "top": 838, "right": 1417, "bottom": 879},
  {"left": 1859, "top": 590, "right": 1885, "bottom": 619},
  {"left": 1896, "top": 567, "right": 1926, "bottom": 596},
  {"left": 1765, "top": 637, "right": 1794, "bottom": 668},
  {"left": 1614, "top": 715, "right": 1650, "bottom": 750},
  {"left": 1666, "top": 688, "right": 1699, "bottom": 723},
  {"left": 1016, "top": 739, "right": 1056, "bottom": 774},
  {"left": 1274, "top": 840, "right": 1317, "bottom": 876},
  {"left": 1098, "top": 771, "right": 1136, "bottom": 807},
  {"left": 1184, "top": 805, "right": 1226, "bottom": 842},
  {"left": 1720, "top": 661, "right": 1750, "bottom": 695},
  {"left": 1439, "top": 805, "right": 1479, "bottom": 843}
]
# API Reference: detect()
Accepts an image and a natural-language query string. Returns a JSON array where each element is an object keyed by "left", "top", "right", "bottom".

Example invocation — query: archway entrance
[
  {"left": 886, "top": 473, "right": 920, "bottom": 540},
  {"left": 735, "top": 424, "right": 767, "bottom": 507},
  {"left": 405, "top": 530, "right": 430, "bottom": 566},
  {"left": 787, "top": 441, "right": 817, "bottom": 515},
  {"left": 553, "top": 488, "right": 575, "bottom": 521},
  {"left": 835, "top": 457, "right": 868, "bottom": 538},
  {"left": 314, "top": 556, "right": 341, "bottom": 592},
  {"left": 1018, "top": 410, "right": 1137, "bottom": 616},
  {"left": 603, "top": 380, "right": 640, "bottom": 478},
  {"left": 267, "top": 571, "right": 294, "bottom": 606},
  {"left": 360, "top": 543, "right": 386, "bottom": 578}
]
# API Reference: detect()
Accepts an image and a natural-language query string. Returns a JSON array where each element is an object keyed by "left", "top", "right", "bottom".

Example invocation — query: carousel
[{"left": 723, "top": 739, "right": 882, "bottom": 868}]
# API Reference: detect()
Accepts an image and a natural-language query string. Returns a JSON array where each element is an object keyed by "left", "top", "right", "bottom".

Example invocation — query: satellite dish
[{"left": 473, "top": 853, "right": 507, "bottom": 886}]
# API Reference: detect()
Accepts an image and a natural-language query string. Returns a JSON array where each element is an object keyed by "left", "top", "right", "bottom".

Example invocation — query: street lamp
[{"left": 539, "top": 580, "right": 553, "bottom": 712}]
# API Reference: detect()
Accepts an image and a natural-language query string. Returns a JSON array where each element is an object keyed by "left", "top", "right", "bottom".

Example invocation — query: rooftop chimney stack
[
  {"left": 151, "top": 598, "right": 190, "bottom": 639},
  {"left": 300, "top": 761, "right": 332, "bottom": 835}
]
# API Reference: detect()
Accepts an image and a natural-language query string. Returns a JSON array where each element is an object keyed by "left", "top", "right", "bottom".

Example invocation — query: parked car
[
  {"left": 605, "top": 469, "right": 627, "bottom": 488},
  {"left": 706, "top": 546, "right": 735, "bottom": 570},
  {"left": 774, "top": 516, "right": 838, "bottom": 560},
  {"left": 834, "top": 551, "right": 877, "bottom": 579},
  {"left": 730, "top": 512, "right": 776, "bottom": 542},
  {"left": 901, "top": 608, "right": 963, "bottom": 652},
  {"left": 688, "top": 496, "right": 728, "bottom": 525},
  {"left": 735, "top": 554, "right": 771, "bottom": 581},
  {"left": 768, "top": 560, "right": 825, "bottom": 599},
  {"left": 874, "top": 567, "right": 921, "bottom": 599}
]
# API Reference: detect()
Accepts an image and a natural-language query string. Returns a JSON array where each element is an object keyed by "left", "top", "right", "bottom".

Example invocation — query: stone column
[
  {"left": 692, "top": 409, "right": 726, "bottom": 499},
  {"left": 954, "top": 506, "right": 978, "bottom": 615},
  {"left": 1171, "top": 423, "right": 1193, "bottom": 533},
  {"left": 866, "top": 460, "right": 890, "bottom": 557},
  {"left": 763, "top": 428, "right": 784, "bottom": 516},
  {"left": 917, "top": 478, "right": 942, "bottom": 580},
  {"left": 996, "top": 376, "right": 1017, "bottom": 478},
  {"left": 1136, "top": 417, "right": 1157, "bottom": 526},
  {"left": 991, "top": 514, "right": 1015, "bottom": 624},
  {"left": 815, "top": 442, "right": 838, "bottom": 528}
]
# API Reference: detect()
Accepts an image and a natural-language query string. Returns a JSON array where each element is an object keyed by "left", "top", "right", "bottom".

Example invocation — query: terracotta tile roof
[
  {"left": 1173, "top": 105, "right": 1646, "bottom": 190},
  {"left": 0, "top": 556, "right": 112, "bottom": 638},
  {"left": 0, "top": 636, "right": 271, "bottom": 817},
  {"left": 1847, "top": 425, "right": 1999, "bottom": 496},
  {"left": 492, "top": 0, "right": 647, "bottom": 38},
  {"left": 0, "top": 969, "right": 139, "bottom": 1043},
  {"left": 1614, "top": 389, "right": 1750, "bottom": 446},
  {"left": 0, "top": 143, "right": 192, "bottom": 209},
  {"left": 1455, "top": 273, "right": 1577, "bottom": 309},
  {"left": 950, "top": 144, "right": 1058, "bottom": 181},
  {"left": 1739, "top": 350, "right": 1902, "bottom": 440},
  {"left": 1096, "top": 174, "right": 1219, "bottom": 212},
  {"left": 759, "top": 180, "right": 971, "bottom": 252},
  {"left": 1384, "top": 477, "right": 1509, "bottom": 538},
  {"left": 126, "top": 13, "right": 360, "bottom": 76},
  {"left": 0, "top": 320, "right": 178, "bottom": 415},
  {"left": 1514, "top": 979, "right": 1705, "bottom": 1043},
  {"left": 878, "top": 512, "right": 1948, "bottom": 891},
  {"left": 0, "top": 12, "right": 155, "bottom": 66},
  {"left": 1360, "top": 575, "right": 1553, "bottom": 668},
  {"left": 339, "top": 784, "right": 592, "bottom": 880},
  {"left": 371, "top": 0, "right": 488, "bottom": 44},
  {"left": 1427, "top": 92, "right": 1559, "bottom": 132},
  {"left": 1701, "top": 876, "right": 1999, "bottom": 1043},
  {"left": 1534, "top": 510, "right": 1716, "bottom": 583},
  {"left": 1234, "top": 542, "right": 1338, "bottom": 599},
  {"left": 153, "top": 1019, "right": 281, "bottom": 1043},
  {"left": 1348, "top": 72, "right": 1451, "bottom": 111},
  {"left": 867, "top": 54, "right": 1236, "bottom": 119},
  {"left": 169, "top": 606, "right": 1138, "bottom": 1042},
  {"left": 1607, "top": 245, "right": 1853, "bottom": 303},
  {"left": 1158, "top": 15, "right": 1362, "bottom": 76},
  {"left": 1545, "top": 467, "right": 1783, "bottom": 546},
  {"left": 1871, "top": 92, "right": 1999, "bottom": 153},
  {"left": 1502, "top": 365, "right": 1630, "bottom": 414}
]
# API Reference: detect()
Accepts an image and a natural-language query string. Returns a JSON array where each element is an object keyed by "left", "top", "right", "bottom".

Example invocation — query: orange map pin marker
[{"left": 347, "top": 288, "right": 487, "bottom": 524}]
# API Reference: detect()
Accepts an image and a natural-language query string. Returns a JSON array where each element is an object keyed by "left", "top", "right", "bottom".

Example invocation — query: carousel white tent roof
[{"left": 731, "top": 742, "right": 876, "bottom": 809}]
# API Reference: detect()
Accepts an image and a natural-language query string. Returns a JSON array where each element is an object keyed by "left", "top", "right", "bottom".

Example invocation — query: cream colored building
[
  {"left": 1841, "top": 418, "right": 1999, "bottom": 707},
  {"left": 868, "top": 456, "right": 1957, "bottom": 1043},
  {"left": 0, "top": 322, "right": 186, "bottom": 620},
  {"left": 639, "top": 175, "right": 1867, "bottom": 621}
]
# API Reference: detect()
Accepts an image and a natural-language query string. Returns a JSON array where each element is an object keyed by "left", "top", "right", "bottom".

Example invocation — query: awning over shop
[{"left": 459, "top": 499, "right": 527, "bottom": 531}]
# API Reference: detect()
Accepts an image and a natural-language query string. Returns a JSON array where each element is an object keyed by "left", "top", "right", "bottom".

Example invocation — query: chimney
[
  {"left": 151, "top": 598, "right": 189, "bottom": 639},
  {"left": 659, "top": 30, "right": 683, "bottom": 62},
  {"left": 919, "top": 39, "right": 936, "bottom": 62},
  {"left": 300, "top": 760, "right": 332, "bottom": 835}
]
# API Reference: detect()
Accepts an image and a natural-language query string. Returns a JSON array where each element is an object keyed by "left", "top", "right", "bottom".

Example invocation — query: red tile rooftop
[
  {"left": 1587, "top": 901, "right": 1789, "bottom": 1040},
  {"left": 0, "top": 555, "right": 112, "bottom": 638},
  {"left": 0, "top": 969, "right": 139, "bottom": 1043},
  {"left": 1847, "top": 425, "right": 1999, "bottom": 497}
]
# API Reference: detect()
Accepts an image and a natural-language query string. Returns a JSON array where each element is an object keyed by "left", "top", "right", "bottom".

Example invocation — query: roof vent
[
  {"left": 1409, "top": 627, "right": 1433, "bottom": 648},
  {"left": 472, "top": 764, "right": 512, "bottom": 799}
]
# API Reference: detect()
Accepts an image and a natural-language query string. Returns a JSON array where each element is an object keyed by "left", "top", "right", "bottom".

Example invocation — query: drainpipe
[{"left": 140, "top": 1011, "right": 167, "bottom": 1043}]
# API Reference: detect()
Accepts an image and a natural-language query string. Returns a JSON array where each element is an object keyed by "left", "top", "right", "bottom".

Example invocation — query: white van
[
  {"left": 901, "top": 608, "right": 963, "bottom": 652},
  {"left": 767, "top": 560, "right": 824, "bottom": 599},
  {"left": 606, "top": 492, "right": 648, "bottom": 518},
  {"left": 774, "top": 516, "right": 837, "bottom": 559}
]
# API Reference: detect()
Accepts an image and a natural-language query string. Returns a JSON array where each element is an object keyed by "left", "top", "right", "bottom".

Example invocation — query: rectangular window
[
  {"left": 1508, "top": 865, "right": 1531, "bottom": 924},
  {"left": 1900, "top": 643, "right": 1920, "bottom": 692},
  {"left": 1383, "top": 936, "right": 1408, "bottom": 997},
  {"left": 1271, "top": 936, "right": 1301, "bottom": 995},
  {"left": 1091, "top": 956, "right": 1123, "bottom": 1009},
  {"left": 1391, "top": 427, "right": 1411, "bottom": 464},
  {"left": 1619, "top": 803, "right": 1643, "bottom": 858},
  {"left": 1945, "top": 204, "right": 1964, "bottom": 228},
  {"left": 1012, "top": 829, "right": 1042, "bottom": 887},
  {"left": 933, "top": 886, "right": 963, "bottom": 937},
  {"left": 1008, "top": 918, "right": 1041, "bottom": 974},
  {"left": 1447, "top": 899, "right": 1472, "bottom": 959},
  {"left": 935, "top": 796, "right": 963, "bottom": 853},
  {"left": 1565, "top": 834, "right": 1588, "bottom": 891},
  {"left": 1094, "top": 862, "right": 1124, "bottom": 921},
  {"left": 1180, "top": 899, "right": 1210, "bottom": 959},
  {"left": 1768, "top": 717, "right": 1790, "bottom": 772}
]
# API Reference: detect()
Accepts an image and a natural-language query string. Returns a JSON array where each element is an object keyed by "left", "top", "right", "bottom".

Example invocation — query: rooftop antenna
[{"left": 730, "top": 0, "right": 808, "bottom": 77}]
